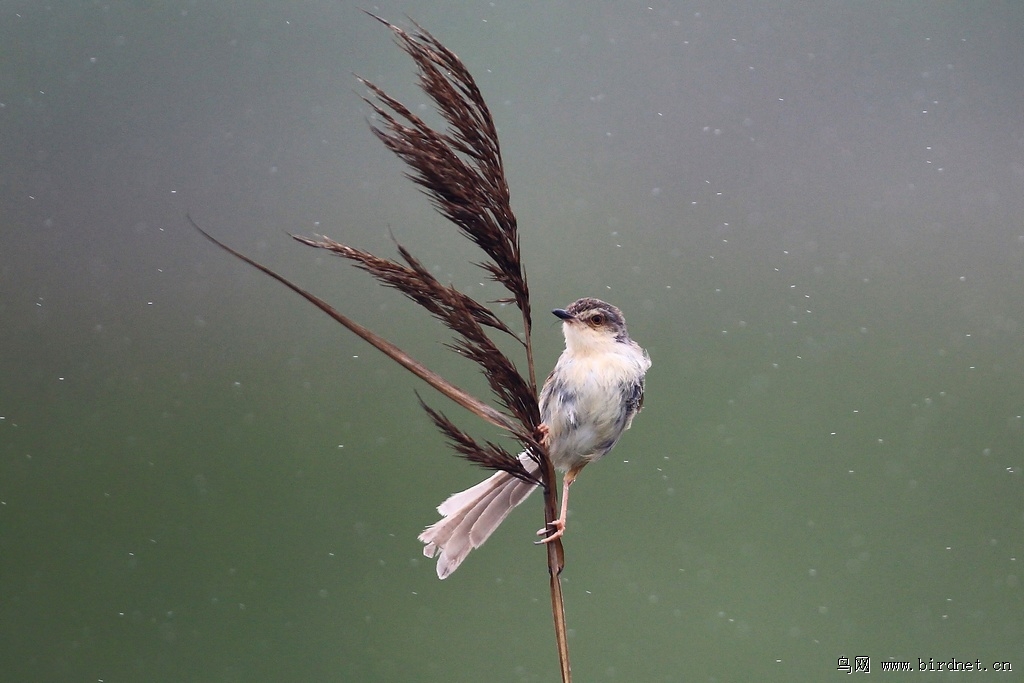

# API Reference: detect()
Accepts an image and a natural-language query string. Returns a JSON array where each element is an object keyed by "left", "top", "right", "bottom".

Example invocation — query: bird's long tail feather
[{"left": 419, "top": 453, "right": 539, "bottom": 579}]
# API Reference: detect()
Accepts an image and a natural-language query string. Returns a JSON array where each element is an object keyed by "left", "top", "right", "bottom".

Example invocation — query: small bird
[{"left": 419, "top": 297, "right": 651, "bottom": 578}]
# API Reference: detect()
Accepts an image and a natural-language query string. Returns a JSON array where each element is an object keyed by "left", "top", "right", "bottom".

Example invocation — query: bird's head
[{"left": 552, "top": 298, "right": 630, "bottom": 353}]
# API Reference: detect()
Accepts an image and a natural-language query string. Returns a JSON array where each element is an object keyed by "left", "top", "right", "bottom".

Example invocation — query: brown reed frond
[
  {"left": 417, "top": 395, "right": 541, "bottom": 486},
  {"left": 398, "top": 245, "right": 538, "bottom": 430},
  {"left": 360, "top": 16, "right": 523, "bottom": 300},
  {"left": 359, "top": 12, "right": 537, "bottom": 392},
  {"left": 291, "top": 233, "right": 517, "bottom": 339}
]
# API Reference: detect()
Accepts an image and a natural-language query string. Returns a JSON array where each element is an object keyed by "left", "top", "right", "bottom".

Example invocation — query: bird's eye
[{"left": 590, "top": 314, "right": 605, "bottom": 325}]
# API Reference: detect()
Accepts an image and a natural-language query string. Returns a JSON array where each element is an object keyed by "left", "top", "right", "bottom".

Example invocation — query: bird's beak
[{"left": 552, "top": 308, "right": 575, "bottom": 321}]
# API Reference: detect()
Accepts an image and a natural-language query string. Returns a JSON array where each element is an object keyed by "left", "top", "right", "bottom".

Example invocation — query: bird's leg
[{"left": 536, "top": 463, "right": 584, "bottom": 544}]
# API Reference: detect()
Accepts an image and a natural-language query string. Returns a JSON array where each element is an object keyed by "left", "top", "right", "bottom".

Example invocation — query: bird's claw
[
  {"left": 534, "top": 519, "right": 565, "bottom": 544},
  {"left": 535, "top": 423, "right": 551, "bottom": 447}
]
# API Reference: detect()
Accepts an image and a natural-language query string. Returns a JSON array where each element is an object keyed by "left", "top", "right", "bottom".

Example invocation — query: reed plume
[{"left": 191, "top": 14, "right": 572, "bottom": 681}]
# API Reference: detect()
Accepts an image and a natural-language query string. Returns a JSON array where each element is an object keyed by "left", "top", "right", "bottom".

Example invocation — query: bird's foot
[
  {"left": 534, "top": 518, "right": 566, "bottom": 544},
  {"left": 534, "top": 423, "right": 551, "bottom": 447}
]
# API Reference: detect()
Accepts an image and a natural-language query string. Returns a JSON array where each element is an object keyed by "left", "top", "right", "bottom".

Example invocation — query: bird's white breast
[{"left": 541, "top": 340, "right": 649, "bottom": 471}]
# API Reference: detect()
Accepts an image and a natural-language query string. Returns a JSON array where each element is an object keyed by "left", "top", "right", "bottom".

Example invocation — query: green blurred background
[{"left": 2, "top": 1, "right": 1022, "bottom": 680}]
